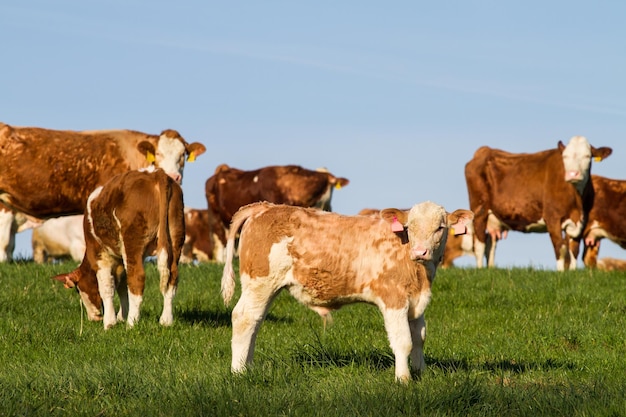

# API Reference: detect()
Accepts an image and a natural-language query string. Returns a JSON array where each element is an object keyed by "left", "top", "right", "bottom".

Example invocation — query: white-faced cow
[
  {"left": 205, "top": 164, "right": 349, "bottom": 253},
  {"left": 32, "top": 215, "right": 85, "bottom": 264},
  {"left": 221, "top": 201, "right": 473, "bottom": 382},
  {"left": 0, "top": 122, "right": 205, "bottom": 260},
  {"left": 179, "top": 208, "right": 225, "bottom": 263},
  {"left": 569, "top": 175, "right": 626, "bottom": 268},
  {"left": 52, "top": 168, "right": 185, "bottom": 330},
  {"left": 465, "top": 136, "right": 611, "bottom": 271}
]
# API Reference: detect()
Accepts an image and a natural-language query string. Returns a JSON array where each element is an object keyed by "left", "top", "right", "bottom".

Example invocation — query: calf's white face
[
  {"left": 406, "top": 202, "right": 449, "bottom": 263},
  {"left": 155, "top": 135, "right": 187, "bottom": 183}
]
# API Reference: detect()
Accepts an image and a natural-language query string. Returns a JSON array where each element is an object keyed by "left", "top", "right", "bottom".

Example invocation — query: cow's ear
[
  {"left": 557, "top": 141, "right": 566, "bottom": 152},
  {"left": 186, "top": 142, "right": 206, "bottom": 162},
  {"left": 51, "top": 272, "right": 77, "bottom": 289},
  {"left": 334, "top": 177, "right": 350, "bottom": 190},
  {"left": 380, "top": 208, "right": 408, "bottom": 231},
  {"left": 137, "top": 141, "right": 156, "bottom": 163},
  {"left": 447, "top": 209, "right": 474, "bottom": 236},
  {"left": 591, "top": 146, "right": 612, "bottom": 162}
]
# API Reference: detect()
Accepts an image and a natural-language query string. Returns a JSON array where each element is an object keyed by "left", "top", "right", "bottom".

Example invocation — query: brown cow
[
  {"left": 569, "top": 175, "right": 626, "bottom": 268},
  {"left": 0, "top": 122, "right": 205, "bottom": 219},
  {"left": 180, "top": 208, "right": 224, "bottom": 263},
  {"left": 465, "top": 136, "right": 611, "bottom": 271},
  {"left": 221, "top": 201, "right": 473, "bottom": 382},
  {"left": 52, "top": 168, "right": 185, "bottom": 330},
  {"left": 205, "top": 164, "right": 349, "bottom": 251}
]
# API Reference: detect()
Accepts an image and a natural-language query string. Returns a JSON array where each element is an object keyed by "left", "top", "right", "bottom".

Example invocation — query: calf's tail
[{"left": 221, "top": 202, "right": 273, "bottom": 306}]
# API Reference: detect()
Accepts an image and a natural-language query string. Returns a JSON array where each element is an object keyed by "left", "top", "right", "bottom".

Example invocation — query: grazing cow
[
  {"left": 205, "top": 164, "right": 349, "bottom": 250},
  {"left": 0, "top": 122, "right": 204, "bottom": 261},
  {"left": 32, "top": 215, "right": 85, "bottom": 264},
  {"left": 465, "top": 136, "right": 611, "bottom": 271},
  {"left": 180, "top": 208, "right": 225, "bottom": 263},
  {"left": 52, "top": 168, "right": 185, "bottom": 330},
  {"left": 569, "top": 175, "right": 626, "bottom": 268},
  {"left": 221, "top": 201, "right": 473, "bottom": 382}
]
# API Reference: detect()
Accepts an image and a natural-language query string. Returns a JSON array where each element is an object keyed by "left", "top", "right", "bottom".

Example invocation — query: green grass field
[{"left": 1, "top": 261, "right": 625, "bottom": 416}]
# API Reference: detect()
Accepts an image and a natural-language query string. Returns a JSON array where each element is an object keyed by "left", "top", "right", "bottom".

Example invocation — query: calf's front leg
[{"left": 382, "top": 307, "right": 412, "bottom": 383}]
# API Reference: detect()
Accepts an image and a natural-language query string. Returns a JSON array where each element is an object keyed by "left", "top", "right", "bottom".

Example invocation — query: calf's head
[
  {"left": 52, "top": 266, "right": 103, "bottom": 322},
  {"left": 381, "top": 201, "right": 474, "bottom": 265},
  {"left": 137, "top": 129, "right": 206, "bottom": 184}
]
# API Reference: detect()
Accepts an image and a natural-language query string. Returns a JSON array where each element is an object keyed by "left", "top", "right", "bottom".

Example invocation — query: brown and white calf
[
  {"left": 0, "top": 122, "right": 205, "bottom": 261},
  {"left": 465, "top": 136, "right": 612, "bottom": 270},
  {"left": 221, "top": 201, "right": 473, "bottom": 382},
  {"left": 52, "top": 168, "right": 185, "bottom": 329},
  {"left": 32, "top": 215, "right": 85, "bottom": 263}
]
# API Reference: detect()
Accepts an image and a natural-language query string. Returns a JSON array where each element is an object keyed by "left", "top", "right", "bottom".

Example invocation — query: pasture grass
[{"left": 1, "top": 261, "right": 625, "bottom": 416}]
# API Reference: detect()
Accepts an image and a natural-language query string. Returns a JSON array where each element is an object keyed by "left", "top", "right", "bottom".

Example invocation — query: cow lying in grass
[
  {"left": 221, "top": 201, "right": 473, "bottom": 382},
  {"left": 53, "top": 168, "right": 185, "bottom": 329}
]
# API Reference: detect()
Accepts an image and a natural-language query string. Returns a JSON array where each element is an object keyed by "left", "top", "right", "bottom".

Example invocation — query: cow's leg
[
  {"left": 474, "top": 237, "right": 486, "bottom": 268},
  {"left": 548, "top": 228, "right": 569, "bottom": 271},
  {"left": 116, "top": 269, "right": 129, "bottom": 322},
  {"left": 96, "top": 258, "right": 117, "bottom": 329},
  {"left": 230, "top": 275, "right": 278, "bottom": 373},
  {"left": 157, "top": 247, "right": 177, "bottom": 326},
  {"left": 381, "top": 307, "right": 412, "bottom": 383},
  {"left": 583, "top": 240, "right": 600, "bottom": 268},
  {"left": 484, "top": 234, "right": 496, "bottom": 267},
  {"left": 409, "top": 314, "right": 426, "bottom": 374},
  {"left": 125, "top": 253, "right": 146, "bottom": 328},
  {"left": 0, "top": 209, "right": 15, "bottom": 262}
]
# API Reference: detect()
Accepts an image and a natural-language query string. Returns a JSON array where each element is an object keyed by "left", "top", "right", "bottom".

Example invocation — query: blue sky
[{"left": 2, "top": 1, "right": 625, "bottom": 268}]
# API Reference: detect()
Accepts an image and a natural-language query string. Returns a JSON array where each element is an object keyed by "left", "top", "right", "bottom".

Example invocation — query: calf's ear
[
  {"left": 447, "top": 209, "right": 474, "bottom": 236},
  {"left": 186, "top": 142, "right": 207, "bottom": 162},
  {"left": 51, "top": 270, "right": 80, "bottom": 289},
  {"left": 380, "top": 208, "right": 409, "bottom": 233}
]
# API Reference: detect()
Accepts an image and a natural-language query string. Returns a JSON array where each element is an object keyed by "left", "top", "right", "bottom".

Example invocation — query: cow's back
[
  {"left": 0, "top": 125, "right": 152, "bottom": 217},
  {"left": 238, "top": 205, "right": 425, "bottom": 306}
]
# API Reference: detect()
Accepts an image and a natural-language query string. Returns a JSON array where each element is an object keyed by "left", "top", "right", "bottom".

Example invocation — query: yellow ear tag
[
  {"left": 335, "top": 182, "right": 342, "bottom": 190},
  {"left": 594, "top": 156, "right": 602, "bottom": 162},
  {"left": 146, "top": 151, "right": 155, "bottom": 163},
  {"left": 187, "top": 152, "right": 196, "bottom": 162},
  {"left": 450, "top": 227, "right": 455, "bottom": 235}
]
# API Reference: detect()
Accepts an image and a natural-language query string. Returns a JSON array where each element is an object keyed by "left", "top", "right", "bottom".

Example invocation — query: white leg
[
  {"left": 126, "top": 291, "right": 143, "bottom": 327},
  {"left": 96, "top": 264, "right": 117, "bottom": 330},
  {"left": 409, "top": 315, "right": 426, "bottom": 373},
  {"left": 0, "top": 210, "right": 14, "bottom": 262},
  {"left": 381, "top": 307, "right": 412, "bottom": 383},
  {"left": 474, "top": 238, "right": 486, "bottom": 268},
  {"left": 230, "top": 275, "right": 277, "bottom": 373},
  {"left": 159, "top": 285, "right": 176, "bottom": 326}
]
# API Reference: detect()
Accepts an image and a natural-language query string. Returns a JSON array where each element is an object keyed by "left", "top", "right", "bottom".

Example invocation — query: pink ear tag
[
  {"left": 451, "top": 223, "right": 467, "bottom": 236},
  {"left": 391, "top": 216, "right": 404, "bottom": 232}
]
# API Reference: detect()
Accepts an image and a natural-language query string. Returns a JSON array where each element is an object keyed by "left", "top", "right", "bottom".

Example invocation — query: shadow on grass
[
  {"left": 177, "top": 308, "right": 294, "bottom": 328},
  {"left": 291, "top": 343, "right": 576, "bottom": 375}
]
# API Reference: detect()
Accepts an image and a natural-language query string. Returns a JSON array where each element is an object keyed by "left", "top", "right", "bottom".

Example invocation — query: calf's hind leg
[{"left": 230, "top": 275, "right": 280, "bottom": 373}]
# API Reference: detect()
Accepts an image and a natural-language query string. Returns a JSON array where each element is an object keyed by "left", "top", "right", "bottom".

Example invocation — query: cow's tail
[
  {"left": 221, "top": 202, "right": 272, "bottom": 306},
  {"left": 157, "top": 172, "right": 174, "bottom": 295}
]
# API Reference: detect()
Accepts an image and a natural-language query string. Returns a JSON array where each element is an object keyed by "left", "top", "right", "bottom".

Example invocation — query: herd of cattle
[{"left": 1, "top": 122, "right": 624, "bottom": 382}]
